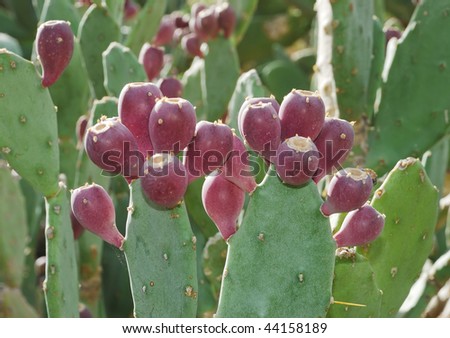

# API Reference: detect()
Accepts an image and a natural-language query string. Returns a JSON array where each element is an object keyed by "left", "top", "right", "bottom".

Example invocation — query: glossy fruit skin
[
  {"left": 71, "top": 183, "right": 124, "bottom": 249},
  {"left": 279, "top": 90, "right": 325, "bottom": 141},
  {"left": 320, "top": 168, "right": 373, "bottom": 216},
  {"left": 313, "top": 117, "right": 354, "bottom": 183},
  {"left": 157, "top": 77, "right": 183, "bottom": 98},
  {"left": 216, "top": 2, "right": 236, "bottom": 38},
  {"left": 222, "top": 134, "right": 257, "bottom": 193},
  {"left": 36, "top": 20, "right": 74, "bottom": 87},
  {"left": 84, "top": 117, "right": 143, "bottom": 179},
  {"left": 118, "top": 82, "right": 162, "bottom": 157},
  {"left": 138, "top": 43, "right": 164, "bottom": 81},
  {"left": 184, "top": 121, "right": 234, "bottom": 181},
  {"left": 202, "top": 171, "right": 245, "bottom": 240},
  {"left": 275, "top": 136, "right": 319, "bottom": 186},
  {"left": 148, "top": 97, "right": 196, "bottom": 154},
  {"left": 140, "top": 154, "right": 188, "bottom": 209},
  {"left": 334, "top": 205, "right": 385, "bottom": 247},
  {"left": 238, "top": 96, "right": 280, "bottom": 137},
  {"left": 181, "top": 33, "right": 204, "bottom": 58},
  {"left": 239, "top": 101, "right": 281, "bottom": 162}
]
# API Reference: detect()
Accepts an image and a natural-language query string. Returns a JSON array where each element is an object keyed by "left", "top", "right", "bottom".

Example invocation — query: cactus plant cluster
[{"left": 0, "top": 0, "right": 449, "bottom": 318}]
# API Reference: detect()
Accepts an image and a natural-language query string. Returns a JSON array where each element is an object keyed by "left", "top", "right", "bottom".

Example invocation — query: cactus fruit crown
[
  {"left": 146, "top": 153, "right": 173, "bottom": 171},
  {"left": 286, "top": 136, "right": 315, "bottom": 153}
]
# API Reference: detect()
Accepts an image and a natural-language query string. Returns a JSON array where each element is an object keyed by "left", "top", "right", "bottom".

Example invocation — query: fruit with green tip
[
  {"left": 334, "top": 205, "right": 385, "bottom": 247},
  {"left": 321, "top": 168, "right": 373, "bottom": 216},
  {"left": 139, "top": 43, "right": 164, "bottom": 81},
  {"left": 222, "top": 134, "right": 257, "bottom": 193},
  {"left": 202, "top": 172, "right": 245, "bottom": 240},
  {"left": 184, "top": 121, "right": 234, "bottom": 181},
  {"left": 275, "top": 136, "right": 319, "bottom": 186},
  {"left": 36, "top": 20, "right": 74, "bottom": 87},
  {"left": 118, "top": 82, "right": 162, "bottom": 156},
  {"left": 84, "top": 117, "right": 142, "bottom": 180},
  {"left": 158, "top": 77, "right": 183, "bottom": 98},
  {"left": 140, "top": 153, "right": 188, "bottom": 209},
  {"left": 279, "top": 90, "right": 325, "bottom": 141},
  {"left": 148, "top": 97, "right": 196, "bottom": 154},
  {"left": 313, "top": 117, "right": 354, "bottom": 182},
  {"left": 239, "top": 101, "right": 281, "bottom": 162},
  {"left": 71, "top": 183, "right": 124, "bottom": 249}
]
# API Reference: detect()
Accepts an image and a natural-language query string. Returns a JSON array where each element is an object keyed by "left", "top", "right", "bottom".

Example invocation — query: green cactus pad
[
  {"left": 229, "top": 0, "right": 258, "bottom": 44},
  {"left": 0, "top": 287, "right": 39, "bottom": 318},
  {"left": 0, "top": 50, "right": 60, "bottom": 197},
  {"left": 44, "top": 183, "right": 80, "bottom": 317},
  {"left": 125, "top": 0, "right": 167, "bottom": 55},
  {"left": 78, "top": 4, "right": 120, "bottom": 99},
  {"left": 367, "top": 0, "right": 450, "bottom": 174},
  {"left": 203, "top": 37, "right": 239, "bottom": 122},
  {"left": 0, "top": 33, "right": 22, "bottom": 55},
  {"left": 203, "top": 232, "right": 227, "bottom": 300},
  {"left": 216, "top": 169, "right": 336, "bottom": 317},
  {"left": 104, "top": 0, "right": 125, "bottom": 25},
  {"left": 327, "top": 248, "right": 382, "bottom": 318},
  {"left": 226, "top": 69, "right": 267, "bottom": 135},
  {"left": 39, "top": 0, "right": 81, "bottom": 34},
  {"left": 358, "top": 157, "right": 439, "bottom": 317},
  {"left": 331, "top": 0, "right": 373, "bottom": 121},
  {"left": 123, "top": 181, "right": 198, "bottom": 318},
  {"left": 182, "top": 58, "right": 206, "bottom": 120},
  {"left": 0, "top": 163, "right": 28, "bottom": 288},
  {"left": 102, "top": 42, "right": 146, "bottom": 98}
]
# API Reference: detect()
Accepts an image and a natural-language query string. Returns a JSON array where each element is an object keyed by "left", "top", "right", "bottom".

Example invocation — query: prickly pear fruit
[
  {"left": 138, "top": 43, "right": 164, "bottom": 81},
  {"left": 184, "top": 121, "right": 234, "bottom": 181},
  {"left": 157, "top": 77, "right": 183, "bottom": 98},
  {"left": 191, "top": 3, "right": 207, "bottom": 18},
  {"left": 148, "top": 97, "right": 196, "bottom": 154},
  {"left": 181, "top": 33, "right": 204, "bottom": 58},
  {"left": 275, "top": 136, "right": 319, "bottom": 186},
  {"left": 313, "top": 117, "right": 354, "bottom": 182},
  {"left": 76, "top": 115, "right": 88, "bottom": 147},
  {"left": 124, "top": 0, "right": 139, "bottom": 20},
  {"left": 279, "top": 90, "right": 325, "bottom": 141},
  {"left": 70, "top": 210, "right": 84, "bottom": 240},
  {"left": 334, "top": 205, "right": 385, "bottom": 247},
  {"left": 71, "top": 183, "right": 124, "bottom": 249},
  {"left": 321, "top": 168, "right": 373, "bottom": 216},
  {"left": 239, "top": 101, "right": 281, "bottom": 162},
  {"left": 216, "top": 3, "right": 236, "bottom": 38},
  {"left": 195, "top": 7, "right": 220, "bottom": 41},
  {"left": 140, "top": 154, "right": 188, "bottom": 209},
  {"left": 84, "top": 117, "right": 142, "bottom": 179},
  {"left": 238, "top": 96, "right": 280, "bottom": 136},
  {"left": 36, "top": 20, "right": 74, "bottom": 87},
  {"left": 202, "top": 172, "right": 245, "bottom": 240},
  {"left": 118, "top": 82, "right": 162, "bottom": 156},
  {"left": 153, "top": 15, "right": 176, "bottom": 46},
  {"left": 222, "top": 134, "right": 257, "bottom": 193},
  {"left": 174, "top": 12, "right": 190, "bottom": 28}
]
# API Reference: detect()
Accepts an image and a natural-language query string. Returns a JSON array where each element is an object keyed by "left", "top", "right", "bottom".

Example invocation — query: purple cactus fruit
[
  {"left": 124, "top": 0, "right": 139, "bottom": 20},
  {"left": 79, "top": 304, "right": 93, "bottom": 318},
  {"left": 157, "top": 77, "right": 183, "bottom": 98},
  {"left": 70, "top": 210, "right": 84, "bottom": 240},
  {"left": 279, "top": 90, "right": 325, "bottom": 141},
  {"left": 173, "top": 12, "right": 190, "bottom": 28},
  {"left": 222, "top": 134, "right": 257, "bottom": 193},
  {"left": 202, "top": 171, "right": 245, "bottom": 240},
  {"left": 333, "top": 205, "right": 385, "bottom": 247},
  {"left": 195, "top": 7, "right": 220, "bottom": 41},
  {"left": 36, "top": 20, "right": 74, "bottom": 87},
  {"left": 140, "top": 154, "right": 188, "bottom": 209},
  {"left": 138, "top": 43, "right": 164, "bottom": 81},
  {"left": 173, "top": 27, "right": 189, "bottom": 43},
  {"left": 191, "top": 3, "right": 207, "bottom": 18},
  {"left": 118, "top": 82, "right": 162, "bottom": 157},
  {"left": 313, "top": 117, "right": 354, "bottom": 182},
  {"left": 148, "top": 97, "right": 196, "bottom": 154},
  {"left": 184, "top": 120, "right": 234, "bottom": 181},
  {"left": 216, "top": 2, "right": 236, "bottom": 38},
  {"left": 275, "top": 136, "right": 319, "bottom": 186},
  {"left": 76, "top": 115, "right": 88, "bottom": 147},
  {"left": 84, "top": 117, "right": 143, "bottom": 180},
  {"left": 239, "top": 101, "right": 281, "bottom": 162},
  {"left": 237, "top": 96, "right": 280, "bottom": 137},
  {"left": 181, "top": 33, "right": 204, "bottom": 58},
  {"left": 320, "top": 168, "right": 373, "bottom": 216},
  {"left": 153, "top": 15, "right": 176, "bottom": 46},
  {"left": 71, "top": 183, "right": 124, "bottom": 249}
]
